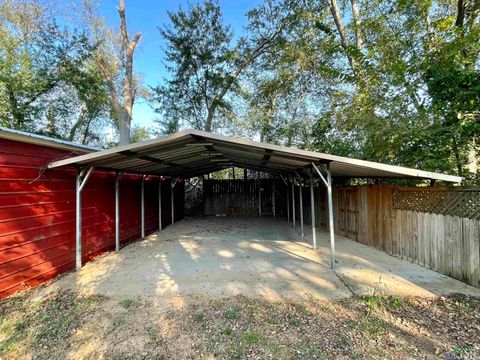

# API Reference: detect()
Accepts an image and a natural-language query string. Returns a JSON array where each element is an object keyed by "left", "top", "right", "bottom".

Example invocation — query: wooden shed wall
[{"left": 0, "top": 138, "right": 184, "bottom": 299}]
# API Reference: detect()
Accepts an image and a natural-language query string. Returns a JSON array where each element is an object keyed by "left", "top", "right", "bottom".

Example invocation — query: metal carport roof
[
  {"left": 47, "top": 129, "right": 462, "bottom": 183},
  {"left": 44, "top": 129, "right": 462, "bottom": 272}
]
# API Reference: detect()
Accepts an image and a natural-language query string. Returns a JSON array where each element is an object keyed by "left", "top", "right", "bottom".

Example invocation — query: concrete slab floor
[{"left": 52, "top": 217, "right": 480, "bottom": 303}]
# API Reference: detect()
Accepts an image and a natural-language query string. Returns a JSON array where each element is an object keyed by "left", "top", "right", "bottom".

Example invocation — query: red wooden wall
[{"left": 0, "top": 138, "right": 184, "bottom": 299}]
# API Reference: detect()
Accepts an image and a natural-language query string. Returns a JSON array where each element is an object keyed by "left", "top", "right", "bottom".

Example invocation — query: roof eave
[
  {"left": 0, "top": 126, "right": 99, "bottom": 153},
  {"left": 45, "top": 129, "right": 463, "bottom": 183}
]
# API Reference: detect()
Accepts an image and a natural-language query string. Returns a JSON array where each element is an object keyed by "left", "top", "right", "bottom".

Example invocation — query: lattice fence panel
[{"left": 393, "top": 188, "right": 480, "bottom": 219}]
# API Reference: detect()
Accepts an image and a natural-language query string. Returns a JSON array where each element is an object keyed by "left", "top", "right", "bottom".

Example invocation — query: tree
[
  {"left": 153, "top": 0, "right": 293, "bottom": 133},
  {"left": 0, "top": 0, "right": 110, "bottom": 146},
  {"left": 99, "top": 0, "right": 141, "bottom": 145},
  {"left": 237, "top": 0, "right": 479, "bottom": 180},
  {"left": 130, "top": 125, "right": 151, "bottom": 142}
]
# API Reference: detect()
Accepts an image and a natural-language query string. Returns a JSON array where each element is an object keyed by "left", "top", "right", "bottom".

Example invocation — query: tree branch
[{"left": 350, "top": 0, "right": 363, "bottom": 49}]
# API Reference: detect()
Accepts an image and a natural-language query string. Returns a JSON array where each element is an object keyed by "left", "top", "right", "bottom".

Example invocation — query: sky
[{"left": 98, "top": 0, "right": 262, "bottom": 131}]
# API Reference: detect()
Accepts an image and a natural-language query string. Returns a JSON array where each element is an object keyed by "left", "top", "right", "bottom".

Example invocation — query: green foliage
[
  {"left": 153, "top": 0, "right": 479, "bottom": 181},
  {"left": 242, "top": 328, "right": 263, "bottom": 345},
  {"left": 0, "top": 0, "right": 113, "bottom": 146},
  {"left": 119, "top": 298, "right": 136, "bottom": 310},
  {"left": 130, "top": 125, "right": 152, "bottom": 143},
  {"left": 224, "top": 306, "right": 241, "bottom": 320},
  {"left": 194, "top": 312, "right": 205, "bottom": 323},
  {"left": 355, "top": 294, "right": 411, "bottom": 311},
  {"left": 152, "top": 0, "right": 239, "bottom": 133},
  {"left": 220, "top": 326, "right": 233, "bottom": 335}
]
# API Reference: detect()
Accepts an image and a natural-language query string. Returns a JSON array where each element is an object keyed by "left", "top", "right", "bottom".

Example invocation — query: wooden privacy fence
[
  {"left": 203, "top": 179, "right": 288, "bottom": 217},
  {"left": 302, "top": 184, "right": 480, "bottom": 288}
]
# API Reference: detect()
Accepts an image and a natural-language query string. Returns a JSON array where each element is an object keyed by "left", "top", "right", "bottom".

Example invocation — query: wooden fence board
[
  {"left": 436, "top": 215, "right": 445, "bottom": 273},
  {"left": 444, "top": 215, "right": 453, "bottom": 277},
  {"left": 451, "top": 216, "right": 463, "bottom": 281},
  {"left": 469, "top": 220, "right": 480, "bottom": 286},
  {"left": 417, "top": 212, "right": 424, "bottom": 266}
]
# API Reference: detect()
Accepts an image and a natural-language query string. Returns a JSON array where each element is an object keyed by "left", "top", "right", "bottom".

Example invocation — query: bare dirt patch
[{"left": 1, "top": 286, "right": 479, "bottom": 359}]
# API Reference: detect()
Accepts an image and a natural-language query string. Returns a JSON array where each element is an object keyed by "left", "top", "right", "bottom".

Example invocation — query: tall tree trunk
[
  {"left": 68, "top": 106, "right": 87, "bottom": 141},
  {"left": 205, "top": 102, "right": 216, "bottom": 132},
  {"left": 467, "top": 137, "right": 478, "bottom": 179},
  {"left": 452, "top": 136, "right": 464, "bottom": 176},
  {"left": 455, "top": 0, "right": 465, "bottom": 27},
  {"left": 6, "top": 84, "right": 24, "bottom": 129},
  {"left": 118, "top": 0, "right": 140, "bottom": 145},
  {"left": 100, "top": 0, "right": 141, "bottom": 145}
]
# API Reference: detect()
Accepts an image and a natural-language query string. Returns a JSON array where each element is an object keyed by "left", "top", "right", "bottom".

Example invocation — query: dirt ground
[
  {"left": 2, "top": 217, "right": 480, "bottom": 359},
  {"left": 1, "top": 288, "right": 479, "bottom": 359}
]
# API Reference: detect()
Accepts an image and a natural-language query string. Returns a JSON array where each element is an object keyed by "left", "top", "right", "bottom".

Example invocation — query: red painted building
[{"left": 0, "top": 128, "right": 183, "bottom": 299}]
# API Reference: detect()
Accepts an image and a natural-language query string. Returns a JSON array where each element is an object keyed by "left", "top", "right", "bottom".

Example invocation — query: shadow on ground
[{"left": 47, "top": 216, "right": 480, "bottom": 304}]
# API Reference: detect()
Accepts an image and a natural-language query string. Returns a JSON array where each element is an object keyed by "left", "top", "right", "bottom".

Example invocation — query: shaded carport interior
[{"left": 47, "top": 129, "right": 462, "bottom": 271}]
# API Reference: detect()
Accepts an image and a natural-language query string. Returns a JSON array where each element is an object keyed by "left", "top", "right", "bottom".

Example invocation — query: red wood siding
[{"left": 0, "top": 138, "right": 184, "bottom": 299}]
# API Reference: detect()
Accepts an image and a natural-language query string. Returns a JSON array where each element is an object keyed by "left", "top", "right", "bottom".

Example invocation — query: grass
[
  {"left": 289, "top": 317, "right": 301, "bottom": 327},
  {"left": 0, "top": 318, "right": 29, "bottom": 353},
  {"left": 221, "top": 326, "right": 233, "bottom": 336},
  {"left": 224, "top": 306, "right": 241, "bottom": 320},
  {"left": 242, "top": 328, "right": 263, "bottom": 345},
  {"left": 194, "top": 312, "right": 205, "bottom": 323},
  {"left": 295, "top": 344, "right": 327, "bottom": 360},
  {"left": 226, "top": 344, "right": 245, "bottom": 359},
  {"left": 1, "top": 290, "right": 478, "bottom": 359},
  {"left": 33, "top": 294, "right": 102, "bottom": 345},
  {"left": 0, "top": 292, "right": 103, "bottom": 356},
  {"left": 450, "top": 345, "right": 477, "bottom": 357},
  {"left": 358, "top": 316, "right": 387, "bottom": 339},
  {"left": 355, "top": 294, "right": 411, "bottom": 311},
  {"left": 119, "top": 298, "right": 136, "bottom": 310}
]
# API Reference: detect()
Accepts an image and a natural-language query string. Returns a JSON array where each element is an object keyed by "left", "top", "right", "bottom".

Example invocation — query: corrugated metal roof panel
[{"left": 46, "top": 129, "right": 462, "bottom": 183}]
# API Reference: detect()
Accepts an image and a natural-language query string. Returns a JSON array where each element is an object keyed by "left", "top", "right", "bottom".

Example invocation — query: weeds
[
  {"left": 0, "top": 291, "right": 103, "bottom": 356},
  {"left": 289, "top": 318, "right": 301, "bottom": 327},
  {"left": 295, "top": 344, "right": 327, "bottom": 359},
  {"left": 359, "top": 316, "right": 387, "bottom": 338},
  {"left": 224, "top": 306, "right": 241, "bottom": 320},
  {"left": 119, "top": 298, "right": 136, "bottom": 310},
  {"left": 194, "top": 312, "right": 205, "bottom": 323},
  {"left": 355, "top": 294, "right": 410, "bottom": 311},
  {"left": 221, "top": 326, "right": 233, "bottom": 336},
  {"left": 450, "top": 345, "right": 477, "bottom": 357},
  {"left": 243, "top": 328, "right": 262, "bottom": 345}
]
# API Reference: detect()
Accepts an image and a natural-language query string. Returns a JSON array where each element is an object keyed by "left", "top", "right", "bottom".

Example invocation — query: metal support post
[
  {"left": 259, "top": 183, "right": 262, "bottom": 216},
  {"left": 141, "top": 175, "right": 145, "bottom": 239},
  {"left": 171, "top": 177, "right": 178, "bottom": 224},
  {"left": 272, "top": 176, "right": 276, "bottom": 218},
  {"left": 299, "top": 181, "right": 304, "bottom": 238},
  {"left": 310, "top": 174, "right": 317, "bottom": 250},
  {"left": 291, "top": 180, "right": 296, "bottom": 228},
  {"left": 159, "top": 177, "right": 163, "bottom": 230},
  {"left": 312, "top": 162, "right": 335, "bottom": 268},
  {"left": 115, "top": 173, "right": 121, "bottom": 251},
  {"left": 326, "top": 164, "right": 335, "bottom": 269},
  {"left": 75, "top": 167, "right": 93, "bottom": 270}
]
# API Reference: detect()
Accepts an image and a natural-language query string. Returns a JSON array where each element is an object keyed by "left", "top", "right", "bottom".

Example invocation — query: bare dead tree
[{"left": 100, "top": 0, "right": 141, "bottom": 145}]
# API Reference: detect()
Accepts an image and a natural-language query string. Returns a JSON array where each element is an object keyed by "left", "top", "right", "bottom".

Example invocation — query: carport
[{"left": 47, "top": 129, "right": 461, "bottom": 272}]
